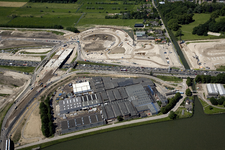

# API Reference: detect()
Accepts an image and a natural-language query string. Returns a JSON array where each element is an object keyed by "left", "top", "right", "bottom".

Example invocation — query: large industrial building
[
  {"left": 206, "top": 84, "right": 225, "bottom": 97},
  {"left": 59, "top": 77, "right": 168, "bottom": 134}
]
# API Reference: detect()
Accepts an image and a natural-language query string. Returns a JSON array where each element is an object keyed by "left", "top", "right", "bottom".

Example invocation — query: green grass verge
[
  {"left": 20, "top": 117, "right": 170, "bottom": 150},
  {"left": 76, "top": 72, "right": 90, "bottom": 74},
  {"left": 77, "top": 61, "right": 119, "bottom": 66},
  {"left": 0, "top": 94, "right": 10, "bottom": 97},
  {"left": 216, "top": 66, "right": 225, "bottom": 71},
  {"left": 199, "top": 98, "right": 225, "bottom": 114},
  {"left": 49, "top": 31, "right": 65, "bottom": 35},
  {"left": 0, "top": 102, "right": 13, "bottom": 134},
  {"left": 20, "top": 51, "right": 50, "bottom": 54},
  {"left": 50, "top": 52, "right": 56, "bottom": 58},
  {"left": 156, "top": 75, "right": 183, "bottom": 82},
  {"left": 0, "top": 66, "right": 35, "bottom": 73}
]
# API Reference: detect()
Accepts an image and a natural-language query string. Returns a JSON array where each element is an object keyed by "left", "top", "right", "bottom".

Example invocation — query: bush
[
  {"left": 186, "top": 88, "right": 192, "bottom": 96},
  {"left": 210, "top": 97, "right": 218, "bottom": 105},
  {"left": 209, "top": 106, "right": 213, "bottom": 110},
  {"left": 66, "top": 27, "right": 80, "bottom": 33},
  {"left": 169, "top": 111, "right": 176, "bottom": 120}
]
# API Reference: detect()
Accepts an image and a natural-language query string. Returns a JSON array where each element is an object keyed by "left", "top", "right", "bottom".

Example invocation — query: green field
[
  {"left": 77, "top": 13, "right": 142, "bottom": 29},
  {"left": 199, "top": 98, "right": 225, "bottom": 114},
  {"left": 0, "top": 66, "right": 35, "bottom": 73},
  {"left": 0, "top": 0, "right": 147, "bottom": 29},
  {"left": 156, "top": 75, "right": 183, "bottom": 82},
  {"left": 175, "top": 13, "right": 225, "bottom": 41},
  {"left": 0, "top": 7, "right": 19, "bottom": 24},
  {"left": 0, "top": 0, "right": 28, "bottom": 1}
]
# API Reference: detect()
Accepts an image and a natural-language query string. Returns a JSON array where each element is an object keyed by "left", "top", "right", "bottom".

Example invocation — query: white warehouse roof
[
  {"left": 216, "top": 84, "right": 225, "bottom": 96},
  {"left": 207, "top": 84, "right": 218, "bottom": 94},
  {"left": 73, "top": 82, "right": 91, "bottom": 94}
]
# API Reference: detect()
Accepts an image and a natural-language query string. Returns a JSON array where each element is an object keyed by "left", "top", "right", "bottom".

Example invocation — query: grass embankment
[
  {"left": 20, "top": 117, "right": 170, "bottom": 150},
  {"left": 216, "top": 66, "right": 225, "bottom": 71},
  {"left": 0, "top": 66, "right": 35, "bottom": 73},
  {"left": 0, "top": 102, "right": 13, "bottom": 134},
  {"left": 175, "top": 13, "right": 225, "bottom": 41},
  {"left": 77, "top": 61, "right": 119, "bottom": 66},
  {"left": 199, "top": 98, "right": 225, "bottom": 114},
  {"left": 156, "top": 75, "right": 183, "bottom": 82},
  {"left": 76, "top": 72, "right": 90, "bottom": 74}
]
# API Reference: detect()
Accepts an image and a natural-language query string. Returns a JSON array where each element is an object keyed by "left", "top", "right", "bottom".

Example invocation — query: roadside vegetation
[
  {"left": 0, "top": 66, "right": 35, "bottom": 73},
  {"left": 39, "top": 96, "right": 54, "bottom": 137},
  {"left": 216, "top": 65, "right": 225, "bottom": 71},
  {"left": 161, "top": 93, "right": 181, "bottom": 114},
  {"left": 156, "top": 75, "right": 182, "bottom": 82},
  {"left": 0, "top": 102, "right": 14, "bottom": 134},
  {"left": 195, "top": 73, "right": 225, "bottom": 84}
]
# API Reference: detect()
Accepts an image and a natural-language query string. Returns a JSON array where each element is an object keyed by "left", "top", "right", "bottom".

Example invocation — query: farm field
[
  {"left": 0, "top": 7, "right": 18, "bottom": 24},
  {"left": 174, "top": 13, "right": 225, "bottom": 41},
  {"left": 76, "top": 13, "right": 143, "bottom": 29},
  {"left": 8, "top": 13, "right": 82, "bottom": 27},
  {"left": 0, "top": 0, "right": 148, "bottom": 29}
]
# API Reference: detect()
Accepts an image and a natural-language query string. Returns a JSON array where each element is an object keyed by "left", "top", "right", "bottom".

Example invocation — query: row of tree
[
  {"left": 210, "top": 97, "right": 225, "bottom": 106},
  {"left": 195, "top": 74, "right": 225, "bottom": 84},
  {"left": 30, "top": 0, "right": 77, "bottom": 3},
  {"left": 105, "top": 15, "right": 119, "bottom": 19},
  {"left": 40, "top": 96, "right": 54, "bottom": 137},
  {"left": 0, "top": 24, "right": 63, "bottom": 29},
  {"left": 161, "top": 93, "right": 181, "bottom": 114}
]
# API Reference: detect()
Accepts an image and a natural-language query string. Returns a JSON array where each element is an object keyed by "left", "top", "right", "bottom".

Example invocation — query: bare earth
[
  {"left": 0, "top": 1, "right": 27, "bottom": 7},
  {"left": 182, "top": 39, "right": 225, "bottom": 70},
  {"left": 79, "top": 27, "right": 181, "bottom": 68}
]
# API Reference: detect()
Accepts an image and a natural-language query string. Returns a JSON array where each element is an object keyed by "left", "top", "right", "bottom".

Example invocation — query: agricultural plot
[
  {"left": 77, "top": 13, "right": 143, "bottom": 28},
  {"left": 8, "top": 13, "right": 82, "bottom": 27},
  {"left": 0, "top": 7, "right": 18, "bottom": 24}
]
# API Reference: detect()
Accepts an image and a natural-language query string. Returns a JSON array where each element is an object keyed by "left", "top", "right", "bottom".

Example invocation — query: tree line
[
  {"left": 161, "top": 92, "right": 181, "bottom": 114},
  {"left": 105, "top": 8, "right": 159, "bottom": 20},
  {"left": 195, "top": 73, "right": 225, "bottom": 84},
  {"left": 39, "top": 96, "right": 54, "bottom": 137},
  {"left": 192, "top": 9, "right": 225, "bottom": 36},
  {"left": 210, "top": 97, "right": 225, "bottom": 106},
  {"left": 29, "top": 0, "right": 77, "bottom": 3},
  {"left": 0, "top": 24, "right": 79, "bottom": 33}
]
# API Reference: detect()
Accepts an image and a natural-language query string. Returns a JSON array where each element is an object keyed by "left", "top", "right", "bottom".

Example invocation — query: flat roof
[
  {"left": 105, "top": 105, "right": 115, "bottom": 119},
  {"left": 107, "top": 90, "right": 115, "bottom": 101},
  {"left": 73, "top": 82, "right": 91, "bottom": 94},
  {"left": 111, "top": 103, "right": 121, "bottom": 117},
  {"left": 207, "top": 84, "right": 218, "bottom": 94},
  {"left": 216, "top": 84, "right": 225, "bottom": 95}
]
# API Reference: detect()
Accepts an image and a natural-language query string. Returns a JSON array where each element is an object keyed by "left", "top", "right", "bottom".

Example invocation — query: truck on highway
[{"left": 121, "top": 69, "right": 127, "bottom": 71}]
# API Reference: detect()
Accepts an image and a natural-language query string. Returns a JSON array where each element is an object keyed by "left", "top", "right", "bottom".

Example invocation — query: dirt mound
[
  {"left": 0, "top": 73, "right": 26, "bottom": 87},
  {"left": 83, "top": 34, "right": 115, "bottom": 41}
]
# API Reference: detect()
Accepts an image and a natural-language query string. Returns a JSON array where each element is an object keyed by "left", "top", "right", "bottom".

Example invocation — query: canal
[{"left": 44, "top": 97, "right": 225, "bottom": 150}]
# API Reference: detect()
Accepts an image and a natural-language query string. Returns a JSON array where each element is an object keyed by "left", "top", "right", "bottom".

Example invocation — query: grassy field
[
  {"left": 0, "top": 66, "right": 35, "bottom": 73},
  {"left": 177, "top": 14, "right": 225, "bottom": 41},
  {"left": 0, "top": 0, "right": 28, "bottom": 1},
  {"left": 199, "top": 98, "right": 225, "bottom": 114},
  {"left": 156, "top": 75, "right": 183, "bottom": 82},
  {"left": 77, "top": 13, "right": 142, "bottom": 29},
  {"left": 0, "top": 7, "right": 19, "bottom": 24},
  {"left": 0, "top": 0, "right": 145, "bottom": 29},
  {"left": 8, "top": 13, "right": 82, "bottom": 27}
]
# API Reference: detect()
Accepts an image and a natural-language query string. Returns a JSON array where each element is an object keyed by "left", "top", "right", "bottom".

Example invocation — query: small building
[
  {"left": 73, "top": 82, "right": 91, "bottom": 94},
  {"left": 136, "top": 31, "right": 146, "bottom": 37},
  {"left": 150, "top": 21, "right": 159, "bottom": 26},
  {"left": 159, "top": 1, "right": 165, "bottom": 4},
  {"left": 134, "top": 24, "right": 144, "bottom": 28},
  {"left": 185, "top": 98, "right": 193, "bottom": 111}
]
